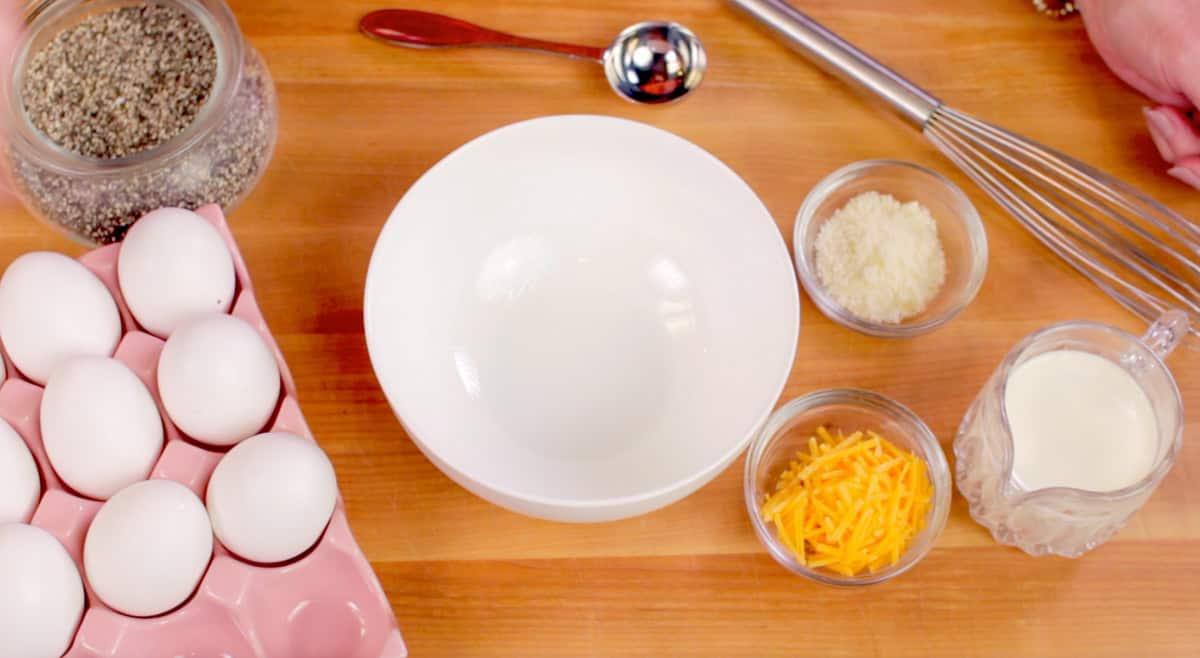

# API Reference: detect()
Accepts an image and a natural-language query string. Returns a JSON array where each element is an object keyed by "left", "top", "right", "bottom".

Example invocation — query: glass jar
[{"left": 3, "top": 0, "right": 278, "bottom": 244}]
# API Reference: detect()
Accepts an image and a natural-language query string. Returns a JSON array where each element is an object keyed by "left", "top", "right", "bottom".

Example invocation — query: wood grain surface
[{"left": 3, "top": 1, "right": 1199, "bottom": 656}]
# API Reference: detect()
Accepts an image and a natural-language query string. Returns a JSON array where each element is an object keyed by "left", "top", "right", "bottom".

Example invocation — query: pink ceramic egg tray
[{"left": 1, "top": 205, "right": 406, "bottom": 658}]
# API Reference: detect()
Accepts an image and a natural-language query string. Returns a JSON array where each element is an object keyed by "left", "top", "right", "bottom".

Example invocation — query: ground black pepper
[
  {"left": 7, "top": 2, "right": 277, "bottom": 244},
  {"left": 23, "top": 4, "right": 217, "bottom": 159}
]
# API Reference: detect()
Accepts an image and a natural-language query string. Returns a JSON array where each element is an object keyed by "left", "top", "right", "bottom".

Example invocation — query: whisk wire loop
[{"left": 926, "top": 107, "right": 1200, "bottom": 342}]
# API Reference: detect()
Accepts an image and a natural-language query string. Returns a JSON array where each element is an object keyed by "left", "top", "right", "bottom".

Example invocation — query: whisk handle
[{"left": 729, "top": 0, "right": 941, "bottom": 127}]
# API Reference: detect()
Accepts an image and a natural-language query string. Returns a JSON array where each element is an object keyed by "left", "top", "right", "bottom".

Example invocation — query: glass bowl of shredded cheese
[
  {"left": 744, "top": 388, "right": 951, "bottom": 586},
  {"left": 794, "top": 160, "right": 988, "bottom": 337}
]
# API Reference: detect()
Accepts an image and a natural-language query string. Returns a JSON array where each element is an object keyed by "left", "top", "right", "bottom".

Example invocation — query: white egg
[
  {"left": 0, "top": 418, "right": 41, "bottom": 523},
  {"left": 118, "top": 208, "right": 236, "bottom": 338},
  {"left": 0, "top": 523, "right": 85, "bottom": 658},
  {"left": 158, "top": 314, "right": 281, "bottom": 446},
  {"left": 0, "top": 252, "right": 121, "bottom": 385},
  {"left": 84, "top": 479, "right": 213, "bottom": 617},
  {"left": 41, "top": 356, "right": 164, "bottom": 500},
  {"left": 207, "top": 432, "right": 338, "bottom": 563}
]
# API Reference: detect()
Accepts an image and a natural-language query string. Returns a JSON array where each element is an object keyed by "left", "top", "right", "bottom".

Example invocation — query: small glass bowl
[
  {"left": 744, "top": 388, "right": 951, "bottom": 586},
  {"left": 794, "top": 160, "right": 988, "bottom": 337}
]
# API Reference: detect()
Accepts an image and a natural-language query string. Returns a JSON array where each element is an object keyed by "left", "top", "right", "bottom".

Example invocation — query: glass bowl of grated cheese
[
  {"left": 794, "top": 160, "right": 988, "bottom": 337},
  {"left": 744, "top": 388, "right": 951, "bottom": 586}
]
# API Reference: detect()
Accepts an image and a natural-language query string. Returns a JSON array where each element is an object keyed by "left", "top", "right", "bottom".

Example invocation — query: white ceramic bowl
[{"left": 364, "top": 115, "right": 799, "bottom": 522}]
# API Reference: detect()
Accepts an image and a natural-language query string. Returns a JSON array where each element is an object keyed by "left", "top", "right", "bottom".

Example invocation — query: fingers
[
  {"left": 0, "top": 3, "right": 19, "bottom": 203},
  {"left": 0, "top": 2, "right": 18, "bottom": 80},
  {"left": 1143, "top": 106, "right": 1200, "bottom": 163},
  {"left": 1143, "top": 106, "right": 1200, "bottom": 189},
  {"left": 1167, "top": 158, "right": 1200, "bottom": 190},
  {"left": 1152, "top": 90, "right": 1200, "bottom": 190}
]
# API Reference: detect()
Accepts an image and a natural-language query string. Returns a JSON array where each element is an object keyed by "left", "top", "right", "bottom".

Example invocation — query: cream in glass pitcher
[{"left": 953, "top": 311, "right": 1187, "bottom": 557}]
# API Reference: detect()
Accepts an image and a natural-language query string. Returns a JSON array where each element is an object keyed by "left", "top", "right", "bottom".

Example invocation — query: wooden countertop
[{"left": 2, "top": 1, "right": 1198, "bottom": 656}]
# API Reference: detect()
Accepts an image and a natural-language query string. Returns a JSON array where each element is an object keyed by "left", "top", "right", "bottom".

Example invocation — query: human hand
[
  {"left": 1077, "top": 0, "right": 1200, "bottom": 190},
  {"left": 0, "top": 2, "right": 19, "bottom": 203}
]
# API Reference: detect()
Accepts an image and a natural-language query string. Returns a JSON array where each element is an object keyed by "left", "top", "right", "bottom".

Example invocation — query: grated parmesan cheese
[{"left": 813, "top": 191, "right": 946, "bottom": 324}]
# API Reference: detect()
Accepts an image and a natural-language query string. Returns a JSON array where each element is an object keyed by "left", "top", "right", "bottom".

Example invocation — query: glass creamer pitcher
[{"left": 953, "top": 311, "right": 1187, "bottom": 557}]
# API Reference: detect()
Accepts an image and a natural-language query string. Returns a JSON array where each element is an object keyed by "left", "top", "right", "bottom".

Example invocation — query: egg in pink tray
[{"left": 0, "top": 205, "right": 405, "bottom": 658}]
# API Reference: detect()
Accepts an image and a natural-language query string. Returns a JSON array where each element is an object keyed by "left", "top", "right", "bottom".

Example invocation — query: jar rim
[{"left": 5, "top": 0, "right": 245, "bottom": 175}]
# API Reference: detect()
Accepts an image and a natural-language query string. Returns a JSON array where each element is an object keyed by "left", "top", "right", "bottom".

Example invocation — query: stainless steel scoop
[{"left": 360, "top": 9, "right": 706, "bottom": 104}]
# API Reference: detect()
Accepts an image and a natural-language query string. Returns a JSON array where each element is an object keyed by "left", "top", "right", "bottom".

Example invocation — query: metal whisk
[{"left": 731, "top": 0, "right": 1200, "bottom": 347}]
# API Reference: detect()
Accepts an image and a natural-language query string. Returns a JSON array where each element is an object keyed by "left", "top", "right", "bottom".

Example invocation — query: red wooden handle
[
  {"left": 360, "top": 9, "right": 509, "bottom": 47},
  {"left": 360, "top": 9, "right": 605, "bottom": 61}
]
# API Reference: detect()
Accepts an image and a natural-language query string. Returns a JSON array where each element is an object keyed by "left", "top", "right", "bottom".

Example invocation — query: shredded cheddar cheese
[{"left": 760, "top": 426, "right": 933, "bottom": 576}]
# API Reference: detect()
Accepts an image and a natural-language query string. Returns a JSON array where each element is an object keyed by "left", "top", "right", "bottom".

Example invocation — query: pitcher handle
[{"left": 1141, "top": 309, "right": 1189, "bottom": 362}]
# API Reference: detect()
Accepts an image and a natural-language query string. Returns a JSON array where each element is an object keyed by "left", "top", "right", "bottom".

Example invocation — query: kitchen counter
[{"left": 1, "top": 1, "right": 1196, "bottom": 655}]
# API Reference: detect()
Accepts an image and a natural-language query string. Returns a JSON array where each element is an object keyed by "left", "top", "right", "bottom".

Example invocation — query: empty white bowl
[{"left": 364, "top": 115, "right": 799, "bottom": 522}]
